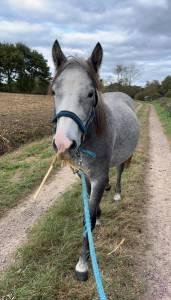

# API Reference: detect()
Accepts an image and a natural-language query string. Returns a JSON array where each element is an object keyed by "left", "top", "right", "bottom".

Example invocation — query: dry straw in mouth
[{"left": 33, "top": 153, "right": 87, "bottom": 200}]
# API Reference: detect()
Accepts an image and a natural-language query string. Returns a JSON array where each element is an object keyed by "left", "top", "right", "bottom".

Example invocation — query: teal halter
[{"left": 52, "top": 90, "right": 98, "bottom": 142}]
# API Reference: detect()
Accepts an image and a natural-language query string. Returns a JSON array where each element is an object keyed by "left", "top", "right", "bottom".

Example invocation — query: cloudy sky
[{"left": 0, "top": 0, "right": 171, "bottom": 85}]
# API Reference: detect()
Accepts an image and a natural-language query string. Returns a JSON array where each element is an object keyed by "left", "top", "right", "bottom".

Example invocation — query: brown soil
[
  {"left": 0, "top": 92, "right": 53, "bottom": 155},
  {"left": 143, "top": 106, "right": 171, "bottom": 299}
]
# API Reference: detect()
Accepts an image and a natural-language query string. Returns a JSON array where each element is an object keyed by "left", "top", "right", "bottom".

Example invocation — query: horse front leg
[{"left": 75, "top": 175, "right": 108, "bottom": 281}]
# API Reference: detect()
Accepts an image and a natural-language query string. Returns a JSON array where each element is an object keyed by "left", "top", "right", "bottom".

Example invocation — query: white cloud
[
  {"left": 137, "top": 0, "right": 168, "bottom": 8},
  {"left": 1, "top": 0, "right": 171, "bottom": 85},
  {"left": 8, "top": 0, "right": 47, "bottom": 12},
  {"left": 0, "top": 20, "right": 43, "bottom": 37},
  {"left": 35, "top": 45, "right": 86, "bottom": 76},
  {"left": 63, "top": 47, "right": 86, "bottom": 56},
  {"left": 62, "top": 31, "right": 128, "bottom": 45}
]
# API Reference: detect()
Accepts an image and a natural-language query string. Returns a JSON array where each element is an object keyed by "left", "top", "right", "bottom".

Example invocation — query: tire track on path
[
  {"left": 0, "top": 166, "right": 77, "bottom": 273},
  {"left": 143, "top": 105, "right": 171, "bottom": 299}
]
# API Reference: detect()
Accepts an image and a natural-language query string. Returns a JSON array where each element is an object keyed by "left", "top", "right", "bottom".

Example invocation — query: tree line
[
  {"left": 136, "top": 77, "right": 171, "bottom": 100},
  {"left": 0, "top": 43, "right": 51, "bottom": 94},
  {"left": 0, "top": 43, "right": 171, "bottom": 99},
  {"left": 103, "top": 63, "right": 171, "bottom": 100}
]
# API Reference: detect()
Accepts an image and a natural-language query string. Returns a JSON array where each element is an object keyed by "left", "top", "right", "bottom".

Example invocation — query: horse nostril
[{"left": 69, "top": 140, "right": 77, "bottom": 151}]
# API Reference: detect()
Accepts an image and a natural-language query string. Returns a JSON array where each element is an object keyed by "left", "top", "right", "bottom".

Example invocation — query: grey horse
[{"left": 51, "top": 40, "right": 139, "bottom": 281}]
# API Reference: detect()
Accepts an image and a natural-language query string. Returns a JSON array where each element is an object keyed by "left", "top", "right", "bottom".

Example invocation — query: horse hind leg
[
  {"left": 114, "top": 156, "right": 133, "bottom": 201},
  {"left": 104, "top": 171, "right": 111, "bottom": 192},
  {"left": 105, "top": 181, "right": 111, "bottom": 191},
  {"left": 114, "top": 162, "right": 125, "bottom": 201},
  {"left": 96, "top": 204, "right": 102, "bottom": 226}
]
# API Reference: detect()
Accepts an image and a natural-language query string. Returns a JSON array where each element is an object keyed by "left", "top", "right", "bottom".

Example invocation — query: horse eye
[{"left": 88, "top": 91, "right": 94, "bottom": 98}]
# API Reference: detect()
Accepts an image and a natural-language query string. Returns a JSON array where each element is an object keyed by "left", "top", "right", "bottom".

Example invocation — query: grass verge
[
  {"left": 153, "top": 101, "right": 171, "bottom": 141},
  {"left": 0, "top": 136, "right": 58, "bottom": 217},
  {"left": 0, "top": 105, "right": 149, "bottom": 300}
]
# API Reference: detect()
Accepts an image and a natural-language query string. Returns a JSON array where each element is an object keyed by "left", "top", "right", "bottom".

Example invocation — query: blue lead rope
[
  {"left": 80, "top": 147, "right": 96, "bottom": 158},
  {"left": 79, "top": 171, "right": 107, "bottom": 300}
]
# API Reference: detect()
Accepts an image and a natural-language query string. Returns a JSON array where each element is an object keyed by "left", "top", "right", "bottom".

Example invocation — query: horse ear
[
  {"left": 88, "top": 42, "right": 103, "bottom": 72},
  {"left": 52, "top": 40, "right": 67, "bottom": 69}
]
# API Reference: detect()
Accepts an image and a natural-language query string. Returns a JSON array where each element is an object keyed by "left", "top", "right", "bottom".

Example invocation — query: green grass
[
  {"left": 0, "top": 105, "right": 149, "bottom": 300},
  {"left": 0, "top": 136, "right": 57, "bottom": 217},
  {"left": 154, "top": 101, "right": 171, "bottom": 140}
]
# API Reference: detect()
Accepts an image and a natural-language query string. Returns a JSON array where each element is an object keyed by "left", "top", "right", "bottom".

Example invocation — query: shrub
[{"left": 165, "top": 90, "right": 171, "bottom": 98}]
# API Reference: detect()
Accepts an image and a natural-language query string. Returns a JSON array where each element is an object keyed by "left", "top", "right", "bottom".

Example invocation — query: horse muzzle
[{"left": 53, "top": 131, "right": 78, "bottom": 157}]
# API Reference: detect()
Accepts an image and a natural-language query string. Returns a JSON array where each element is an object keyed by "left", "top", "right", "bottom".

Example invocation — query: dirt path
[
  {"left": 144, "top": 106, "right": 171, "bottom": 299},
  {"left": 0, "top": 166, "right": 77, "bottom": 273}
]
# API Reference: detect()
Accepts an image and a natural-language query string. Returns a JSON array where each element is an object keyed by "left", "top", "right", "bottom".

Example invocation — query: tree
[
  {"left": 114, "top": 64, "right": 140, "bottom": 86},
  {"left": 0, "top": 43, "right": 51, "bottom": 94},
  {"left": 135, "top": 80, "right": 161, "bottom": 100},
  {"left": 0, "top": 43, "right": 23, "bottom": 91},
  {"left": 161, "top": 76, "right": 171, "bottom": 95},
  {"left": 126, "top": 64, "right": 140, "bottom": 86},
  {"left": 114, "top": 64, "right": 126, "bottom": 84}
]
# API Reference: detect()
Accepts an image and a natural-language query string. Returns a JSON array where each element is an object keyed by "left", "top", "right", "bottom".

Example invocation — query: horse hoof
[
  {"left": 96, "top": 219, "right": 101, "bottom": 226},
  {"left": 75, "top": 258, "right": 88, "bottom": 281},
  {"left": 75, "top": 270, "right": 88, "bottom": 281},
  {"left": 114, "top": 193, "right": 121, "bottom": 201},
  {"left": 105, "top": 183, "right": 111, "bottom": 191}
]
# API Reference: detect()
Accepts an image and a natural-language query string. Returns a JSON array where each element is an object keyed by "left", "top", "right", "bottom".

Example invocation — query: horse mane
[{"left": 49, "top": 57, "right": 106, "bottom": 135}]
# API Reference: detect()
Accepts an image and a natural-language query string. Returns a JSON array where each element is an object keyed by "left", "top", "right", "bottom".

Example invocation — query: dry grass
[
  {"left": 0, "top": 92, "right": 53, "bottom": 155},
  {"left": 0, "top": 104, "right": 149, "bottom": 299}
]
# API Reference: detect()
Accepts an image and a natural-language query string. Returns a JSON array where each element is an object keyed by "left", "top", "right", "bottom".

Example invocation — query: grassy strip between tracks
[
  {"left": 0, "top": 104, "right": 149, "bottom": 300},
  {"left": 153, "top": 101, "right": 171, "bottom": 142}
]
